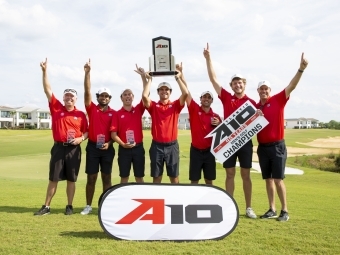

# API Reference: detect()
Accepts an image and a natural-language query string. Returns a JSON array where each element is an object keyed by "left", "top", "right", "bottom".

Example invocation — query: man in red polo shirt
[
  {"left": 139, "top": 68, "right": 188, "bottom": 184},
  {"left": 110, "top": 86, "right": 145, "bottom": 183},
  {"left": 80, "top": 59, "right": 115, "bottom": 215},
  {"left": 34, "top": 58, "right": 88, "bottom": 216},
  {"left": 203, "top": 43, "right": 257, "bottom": 219},
  {"left": 176, "top": 63, "right": 221, "bottom": 184},
  {"left": 257, "top": 53, "right": 308, "bottom": 222}
]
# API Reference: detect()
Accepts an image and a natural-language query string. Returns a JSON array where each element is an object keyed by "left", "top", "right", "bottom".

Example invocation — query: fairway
[{"left": 1, "top": 129, "right": 340, "bottom": 254}]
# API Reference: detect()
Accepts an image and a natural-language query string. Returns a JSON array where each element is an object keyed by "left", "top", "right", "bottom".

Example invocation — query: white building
[
  {"left": 0, "top": 105, "right": 51, "bottom": 129},
  {"left": 178, "top": 113, "right": 190, "bottom": 130},
  {"left": 285, "top": 118, "right": 319, "bottom": 129}
]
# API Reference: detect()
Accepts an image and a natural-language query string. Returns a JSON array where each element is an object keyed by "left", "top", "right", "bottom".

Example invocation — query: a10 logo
[{"left": 116, "top": 199, "right": 223, "bottom": 224}]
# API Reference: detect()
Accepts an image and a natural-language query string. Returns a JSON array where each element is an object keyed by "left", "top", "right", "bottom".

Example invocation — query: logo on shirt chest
[
  {"left": 109, "top": 113, "right": 112, "bottom": 117},
  {"left": 121, "top": 115, "right": 125, "bottom": 118},
  {"left": 74, "top": 117, "right": 78, "bottom": 120},
  {"left": 61, "top": 113, "right": 64, "bottom": 116}
]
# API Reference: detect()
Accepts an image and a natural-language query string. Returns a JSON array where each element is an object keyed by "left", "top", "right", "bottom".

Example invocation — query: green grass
[{"left": 1, "top": 129, "right": 340, "bottom": 254}]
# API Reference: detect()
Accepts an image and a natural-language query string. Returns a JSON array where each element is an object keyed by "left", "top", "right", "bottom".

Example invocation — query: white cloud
[{"left": 282, "top": 25, "right": 301, "bottom": 37}]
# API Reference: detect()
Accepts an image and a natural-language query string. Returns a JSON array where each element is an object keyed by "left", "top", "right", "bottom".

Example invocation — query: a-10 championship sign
[
  {"left": 206, "top": 100, "right": 269, "bottom": 163},
  {"left": 98, "top": 183, "right": 239, "bottom": 241}
]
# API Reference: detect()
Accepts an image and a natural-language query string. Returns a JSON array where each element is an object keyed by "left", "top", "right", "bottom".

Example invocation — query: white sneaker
[
  {"left": 246, "top": 207, "right": 257, "bottom": 219},
  {"left": 80, "top": 205, "right": 92, "bottom": 215}
]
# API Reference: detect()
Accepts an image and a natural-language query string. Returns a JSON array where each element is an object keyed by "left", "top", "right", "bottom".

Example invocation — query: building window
[
  {"left": 39, "top": 113, "right": 49, "bottom": 119},
  {"left": 1, "top": 111, "right": 11, "bottom": 118}
]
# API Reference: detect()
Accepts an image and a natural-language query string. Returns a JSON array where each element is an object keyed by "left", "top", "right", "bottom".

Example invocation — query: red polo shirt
[
  {"left": 219, "top": 88, "right": 256, "bottom": 119},
  {"left": 110, "top": 101, "right": 145, "bottom": 144},
  {"left": 49, "top": 94, "right": 88, "bottom": 142},
  {"left": 188, "top": 100, "right": 221, "bottom": 149},
  {"left": 256, "top": 89, "right": 289, "bottom": 143},
  {"left": 86, "top": 102, "right": 115, "bottom": 143},
  {"left": 147, "top": 99, "right": 184, "bottom": 143}
]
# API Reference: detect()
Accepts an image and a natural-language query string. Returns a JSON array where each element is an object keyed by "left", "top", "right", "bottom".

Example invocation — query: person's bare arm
[
  {"left": 111, "top": 132, "right": 135, "bottom": 148},
  {"left": 40, "top": 58, "right": 53, "bottom": 103},
  {"left": 176, "top": 62, "right": 192, "bottom": 106},
  {"left": 175, "top": 70, "right": 189, "bottom": 106},
  {"left": 84, "top": 59, "right": 92, "bottom": 107},
  {"left": 203, "top": 43, "right": 222, "bottom": 96},
  {"left": 285, "top": 53, "right": 309, "bottom": 98}
]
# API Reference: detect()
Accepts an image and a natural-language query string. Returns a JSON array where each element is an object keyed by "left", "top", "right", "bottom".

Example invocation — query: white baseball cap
[
  {"left": 97, "top": 87, "right": 112, "bottom": 96},
  {"left": 63, "top": 88, "right": 77, "bottom": 97},
  {"left": 200, "top": 91, "right": 213, "bottom": 99},
  {"left": 257, "top": 80, "right": 271, "bottom": 88},
  {"left": 230, "top": 74, "right": 244, "bottom": 82},
  {"left": 157, "top": 82, "right": 172, "bottom": 90}
]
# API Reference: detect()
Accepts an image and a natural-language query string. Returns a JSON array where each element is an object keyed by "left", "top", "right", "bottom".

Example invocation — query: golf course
[{"left": 0, "top": 129, "right": 339, "bottom": 254}]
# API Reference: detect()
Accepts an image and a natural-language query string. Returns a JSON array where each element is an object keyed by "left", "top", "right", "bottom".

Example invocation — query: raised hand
[
  {"left": 176, "top": 62, "right": 183, "bottom": 72},
  {"left": 134, "top": 64, "right": 145, "bottom": 76},
  {"left": 40, "top": 58, "right": 47, "bottom": 72},
  {"left": 299, "top": 53, "right": 308, "bottom": 70},
  {"left": 84, "top": 59, "right": 91, "bottom": 73},
  {"left": 203, "top": 43, "right": 210, "bottom": 59}
]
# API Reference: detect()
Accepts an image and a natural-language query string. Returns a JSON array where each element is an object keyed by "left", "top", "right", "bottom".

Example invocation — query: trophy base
[{"left": 149, "top": 71, "right": 178, "bottom": 76}]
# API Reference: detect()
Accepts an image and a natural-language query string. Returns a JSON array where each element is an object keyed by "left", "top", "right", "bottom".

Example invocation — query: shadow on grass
[
  {"left": 60, "top": 231, "right": 111, "bottom": 239},
  {"left": 0, "top": 206, "right": 94, "bottom": 214}
]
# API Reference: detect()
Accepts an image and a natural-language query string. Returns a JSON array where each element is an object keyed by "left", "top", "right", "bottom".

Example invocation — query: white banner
[
  {"left": 206, "top": 100, "right": 268, "bottom": 163},
  {"left": 98, "top": 183, "right": 239, "bottom": 241}
]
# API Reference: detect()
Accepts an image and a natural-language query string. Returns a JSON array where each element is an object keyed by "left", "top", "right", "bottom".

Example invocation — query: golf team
[{"left": 34, "top": 44, "right": 308, "bottom": 223}]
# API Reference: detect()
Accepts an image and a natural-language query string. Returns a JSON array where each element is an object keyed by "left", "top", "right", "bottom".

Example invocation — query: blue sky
[{"left": 1, "top": 0, "right": 339, "bottom": 122}]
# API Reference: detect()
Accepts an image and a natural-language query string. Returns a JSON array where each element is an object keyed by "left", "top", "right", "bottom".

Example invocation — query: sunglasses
[{"left": 64, "top": 89, "right": 77, "bottom": 95}]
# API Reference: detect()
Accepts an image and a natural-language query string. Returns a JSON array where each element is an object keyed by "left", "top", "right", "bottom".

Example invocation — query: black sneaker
[
  {"left": 65, "top": 205, "right": 73, "bottom": 215},
  {"left": 34, "top": 205, "right": 50, "bottom": 216},
  {"left": 277, "top": 210, "right": 289, "bottom": 222},
  {"left": 260, "top": 208, "right": 277, "bottom": 219}
]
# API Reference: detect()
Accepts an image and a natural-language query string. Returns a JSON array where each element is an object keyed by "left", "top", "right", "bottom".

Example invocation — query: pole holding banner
[{"left": 149, "top": 36, "right": 178, "bottom": 76}]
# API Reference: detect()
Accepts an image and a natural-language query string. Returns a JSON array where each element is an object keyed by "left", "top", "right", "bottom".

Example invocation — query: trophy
[{"left": 149, "top": 36, "right": 178, "bottom": 76}]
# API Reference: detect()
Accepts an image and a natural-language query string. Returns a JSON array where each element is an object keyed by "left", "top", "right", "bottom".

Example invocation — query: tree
[
  {"left": 142, "top": 116, "right": 146, "bottom": 129},
  {"left": 20, "top": 113, "right": 27, "bottom": 129},
  {"left": 9, "top": 111, "right": 16, "bottom": 129}
]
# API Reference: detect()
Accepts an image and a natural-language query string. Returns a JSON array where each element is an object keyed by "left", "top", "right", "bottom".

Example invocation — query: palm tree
[
  {"left": 9, "top": 111, "right": 16, "bottom": 129},
  {"left": 20, "top": 113, "right": 28, "bottom": 129}
]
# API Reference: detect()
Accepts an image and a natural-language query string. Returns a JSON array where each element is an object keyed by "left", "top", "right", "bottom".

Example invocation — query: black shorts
[
  {"left": 223, "top": 140, "right": 253, "bottom": 169},
  {"left": 85, "top": 141, "right": 115, "bottom": 175},
  {"left": 49, "top": 143, "right": 82, "bottom": 182},
  {"left": 118, "top": 143, "right": 145, "bottom": 178},
  {"left": 257, "top": 140, "right": 287, "bottom": 179},
  {"left": 189, "top": 145, "right": 216, "bottom": 181},
  {"left": 149, "top": 140, "right": 179, "bottom": 178}
]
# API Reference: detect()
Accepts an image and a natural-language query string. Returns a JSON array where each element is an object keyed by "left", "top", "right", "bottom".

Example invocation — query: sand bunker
[{"left": 297, "top": 136, "right": 340, "bottom": 149}]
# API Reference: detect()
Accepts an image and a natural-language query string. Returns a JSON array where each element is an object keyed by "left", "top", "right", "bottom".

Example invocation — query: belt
[
  {"left": 119, "top": 142, "right": 143, "bottom": 148},
  {"left": 259, "top": 139, "right": 284, "bottom": 147},
  {"left": 88, "top": 140, "right": 111, "bottom": 145},
  {"left": 152, "top": 140, "right": 177, "bottom": 146},
  {"left": 54, "top": 141, "right": 77, "bottom": 147},
  {"left": 191, "top": 145, "right": 211, "bottom": 153}
]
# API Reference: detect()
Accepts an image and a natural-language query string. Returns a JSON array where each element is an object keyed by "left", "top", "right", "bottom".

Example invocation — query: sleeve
[
  {"left": 174, "top": 99, "right": 185, "bottom": 113},
  {"left": 146, "top": 100, "right": 154, "bottom": 115},
  {"left": 80, "top": 112, "right": 88, "bottom": 133},
  {"left": 276, "top": 89, "right": 289, "bottom": 107},
  {"left": 188, "top": 99, "right": 198, "bottom": 114},
  {"left": 136, "top": 100, "right": 146, "bottom": 115},
  {"left": 48, "top": 94, "right": 62, "bottom": 113},
  {"left": 85, "top": 101, "right": 95, "bottom": 119},
  {"left": 110, "top": 111, "right": 118, "bottom": 132},
  {"left": 218, "top": 88, "right": 231, "bottom": 102}
]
